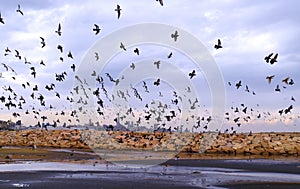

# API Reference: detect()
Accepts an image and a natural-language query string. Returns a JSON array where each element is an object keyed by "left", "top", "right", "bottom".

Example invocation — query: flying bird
[
  {"left": 0, "top": 11, "right": 5, "bottom": 24},
  {"left": 95, "top": 52, "right": 99, "bottom": 61},
  {"left": 130, "top": 63, "right": 135, "bottom": 70},
  {"left": 235, "top": 80, "right": 242, "bottom": 89},
  {"left": 266, "top": 75, "right": 275, "bottom": 84},
  {"left": 275, "top": 84, "right": 280, "bottom": 92},
  {"left": 214, "top": 39, "right": 222, "bottom": 49},
  {"left": 120, "top": 42, "right": 126, "bottom": 51},
  {"left": 171, "top": 30, "right": 179, "bottom": 42},
  {"left": 55, "top": 23, "right": 62, "bottom": 36},
  {"left": 167, "top": 52, "right": 173, "bottom": 59},
  {"left": 264, "top": 53, "right": 273, "bottom": 63},
  {"left": 154, "top": 61, "right": 160, "bottom": 69},
  {"left": 270, "top": 53, "right": 278, "bottom": 64},
  {"left": 15, "top": 50, "right": 21, "bottom": 59},
  {"left": 156, "top": 0, "right": 164, "bottom": 6},
  {"left": 40, "top": 37, "right": 45, "bottom": 48},
  {"left": 133, "top": 48, "right": 140, "bottom": 55},
  {"left": 67, "top": 51, "right": 73, "bottom": 59},
  {"left": 93, "top": 24, "right": 101, "bottom": 35},
  {"left": 115, "top": 4, "right": 122, "bottom": 19},
  {"left": 16, "top": 4, "right": 24, "bottom": 15},
  {"left": 57, "top": 45, "right": 63, "bottom": 53},
  {"left": 188, "top": 70, "right": 196, "bottom": 79},
  {"left": 282, "top": 77, "right": 290, "bottom": 85},
  {"left": 154, "top": 78, "right": 160, "bottom": 86},
  {"left": 70, "top": 64, "right": 76, "bottom": 72}
]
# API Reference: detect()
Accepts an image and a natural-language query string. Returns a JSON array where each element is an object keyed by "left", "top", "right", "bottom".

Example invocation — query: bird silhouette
[
  {"left": 275, "top": 84, "right": 280, "bottom": 92},
  {"left": 156, "top": 0, "right": 164, "bottom": 6},
  {"left": 264, "top": 53, "right": 273, "bottom": 63},
  {"left": 16, "top": 4, "right": 24, "bottom": 15},
  {"left": 171, "top": 30, "right": 179, "bottom": 41},
  {"left": 95, "top": 52, "right": 99, "bottom": 61},
  {"left": 115, "top": 4, "right": 122, "bottom": 19},
  {"left": 93, "top": 24, "right": 101, "bottom": 35},
  {"left": 55, "top": 23, "right": 62, "bottom": 36},
  {"left": 188, "top": 70, "right": 196, "bottom": 79},
  {"left": 289, "top": 79, "right": 294, "bottom": 85},
  {"left": 120, "top": 42, "right": 126, "bottom": 51},
  {"left": 130, "top": 63, "right": 135, "bottom": 70},
  {"left": 266, "top": 75, "right": 275, "bottom": 84},
  {"left": 154, "top": 61, "right": 160, "bottom": 69},
  {"left": 167, "top": 52, "right": 172, "bottom": 59},
  {"left": 57, "top": 45, "right": 63, "bottom": 53},
  {"left": 71, "top": 64, "right": 76, "bottom": 72},
  {"left": 214, "top": 39, "right": 222, "bottom": 49},
  {"left": 40, "top": 37, "right": 45, "bottom": 48},
  {"left": 282, "top": 77, "right": 290, "bottom": 84},
  {"left": 270, "top": 53, "right": 278, "bottom": 64},
  {"left": 133, "top": 48, "right": 140, "bottom": 55},
  {"left": 15, "top": 50, "right": 21, "bottom": 59},
  {"left": 154, "top": 78, "right": 160, "bottom": 86},
  {"left": 235, "top": 80, "right": 242, "bottom": 89},
  {"left": 67, "top": 51, "right": 73, "bottom": 59},
  {"left": 0, "top": 11, "right": 5, "bottom": 24}
]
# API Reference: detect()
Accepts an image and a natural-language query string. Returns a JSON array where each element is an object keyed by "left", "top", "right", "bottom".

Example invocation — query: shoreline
[{"left": 0, "top": 147, "right": 300, "bottom": 188}]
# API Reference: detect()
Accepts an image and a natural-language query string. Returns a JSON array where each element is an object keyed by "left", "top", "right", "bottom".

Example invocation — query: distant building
[{"left": 0, "top": 120, "right": 17, "bottom": 130}]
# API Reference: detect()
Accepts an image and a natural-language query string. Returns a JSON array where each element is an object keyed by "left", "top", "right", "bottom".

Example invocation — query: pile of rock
[{"left": 0, "top": 130, "right": 300, "bottom": 155}]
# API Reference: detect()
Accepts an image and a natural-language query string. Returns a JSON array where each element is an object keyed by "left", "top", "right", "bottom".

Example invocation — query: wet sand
[{"left": 0, "top": 147, "right": 300, "bottom": 189}]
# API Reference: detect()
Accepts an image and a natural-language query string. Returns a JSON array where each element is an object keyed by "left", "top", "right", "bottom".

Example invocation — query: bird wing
[{"left": 218, "top": 39, "right": 221, "bottom": 46}]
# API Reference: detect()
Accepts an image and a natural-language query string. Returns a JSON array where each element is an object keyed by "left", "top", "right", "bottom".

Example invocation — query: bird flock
[{"left": 0, "top": 1, "right": 298, "bottom": 134}]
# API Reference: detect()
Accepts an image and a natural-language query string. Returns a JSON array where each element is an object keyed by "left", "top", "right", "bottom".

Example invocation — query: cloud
[{"left": 0, "top": 0, "right": 299, "bottom": 132}]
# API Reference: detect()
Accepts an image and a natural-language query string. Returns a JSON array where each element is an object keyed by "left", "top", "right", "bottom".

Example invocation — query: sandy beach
[{"left": 1, "top": 147, "right": 300, "bottom": 189}]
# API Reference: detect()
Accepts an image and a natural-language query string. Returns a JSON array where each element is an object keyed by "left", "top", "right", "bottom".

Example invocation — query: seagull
[
  {"left": 0, "top": 11, "right": 5, "bottom": 24},
  {"left": 171, "top": 30, "right": 179, "bottom": 42},
  {"left": 130, "top": 63, "right": 135, "bottom": 70},
  {"left": 40, "top": 60, "right": 46, "bottom": 66},
  {"left": 57, "top": 45, "right": 63, "bottom": 53},
  {"left": 55, "top": 23, "right": 62, "bottom": 36},
  {"left": 133, "top": 48, "right": 139, "bottom": 55},
  {"left": 214, "top": 39, "right": 222, "bottom": 49},
  {"left": 24, "top": 57, "right": 31, "bottom": 64},
  {"left": 93, "top": 24, "right": 101, "bottom": 35},
  {"left": 71, "top": 64, "right": 76, "bottom": 72},
  {"left": 67, "top": 51, "right": 73, "bottom": 59},
  {"left": 95, "top": 52, "right": 99, "bottom": 61},
  {"left": 154, "top": 61, "right": 160, "bottom": 69},
  {"left": 235, "top": 80, "right": 242, "bottom": 89},
  {"left": 264, "top": 53, "right": 273, "bottom": 63},
  {"left": 289, "top": 79, "right": 294, "bottom": 85},
  {"left": 275, "top": 84, "right": 280, "bottom": 92},
  {"left": 154, "top": 78, "right": 160, "bottom": 86},
  {"left": 120, "top": 42, "right": 126, "bottom": 51},
  {"left": 15, "top": 50, "right": 21, "bottom": 59},
  {"left": 115, "top": 4, "right": 122, "bottom": 19},
  {"left": 16, "top": 4, "right": 24, "bottom": 15},
  {"left": 266, "top": 75, "right": 275, "bottom": 84},
  {"left": 291, "top": 96, "right": 296, "bottom": 102},
  {"left": 188, "top": 70, "right": 196, "bottom": 79},
  {"left": 40, "top": 37, "right": 45, "bottom": 48},
  {"left": 270, "top": 53, "right": 278, "bottom": 64},
  {"left": 156, "top": 0, "right": 164, "bottom": 6},
  {"left": 282, "top": 77, "right": 290, "bottom": 85}
]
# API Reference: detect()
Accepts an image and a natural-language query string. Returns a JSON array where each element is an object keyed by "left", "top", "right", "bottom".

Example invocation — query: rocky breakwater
[
  {"left": 0, "top": 130, "right": 88, "bottom": 149},
  {"left": 205, "top": 132, "right": 300, "bottom": 155},
  {"left": 0, "top": 130, "right": 300, "bottom": 156}
]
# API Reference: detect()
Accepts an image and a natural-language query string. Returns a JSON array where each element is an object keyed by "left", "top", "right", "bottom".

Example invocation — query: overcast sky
[{"left": 0, "top": 0, "right": 299, "bottom": 132}]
